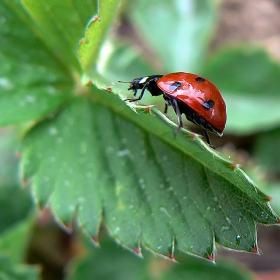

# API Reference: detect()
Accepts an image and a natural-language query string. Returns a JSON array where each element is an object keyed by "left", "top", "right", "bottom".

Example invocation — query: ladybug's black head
[{"left": 128, "top": 77, "right": 149, "bottom": 91}]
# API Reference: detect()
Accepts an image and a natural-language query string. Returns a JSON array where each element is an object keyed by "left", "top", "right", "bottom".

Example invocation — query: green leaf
[
  {"left": 203, "top": 48, "right": 280, "bottom": 134},
  {"left": 0, "top": 213, "right": 35, "bottom": 264},
  {"left": 160, "top": 260, "right": 253, "bottom": 280},
  {"left": 0, "top": 253, "right": 39, "bottom": 280},
  {"left": 21, "top": 87, "right": 279, "bottom": 260},
  {"left": 254, "top": 128, "right": 280, "bottom": 174},
  {"left": 68, "top": 237, "right": 153, "bottom": 280},
  {"left": 78, "top": 0, "right": 121, "bottom": 77},
  {"left": 68, "top": 237, "right": 253, "bottom": 280},
  {"left": 21, "top": 0, "right": 97, "bottom": 72},
  {"left": 98, "top": 43, "right": 156, "bottom": 83},
  {"left": 0, "top": 130, "right": 33, "bottom": 234},
  {"left": 0, "top": 1, "right": 72, "bottom": 125},
  {"left": 129, "top": 0, "right": 218, "bottom": 73}
]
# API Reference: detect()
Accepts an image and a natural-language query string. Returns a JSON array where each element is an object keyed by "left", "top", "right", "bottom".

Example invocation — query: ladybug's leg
[
  {"left": 204, "top": 129, "right": 211, "bottom": 145},
  {"left": 124, "top": 83, "right": 148, "bottom": 102},
  {"left": 171, "top": 98, "right": 183, "bottom": 134},
  {"left": 164, "top": 103, "right": 169, "bottom": 114}
]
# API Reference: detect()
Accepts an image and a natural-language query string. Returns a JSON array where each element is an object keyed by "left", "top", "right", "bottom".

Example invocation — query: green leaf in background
[
  {"left": 0, "top": 130, "right": 33, "bottom": 234},
  {"left": 129, "top": 0, "right": 218, "bottom": 73},
  {"left": 0, "top": 253, "right": 39, "bottom": 280},
  {"left": 68, "top": 238, "right": 153, "bottom": 280},
  {"left": 21, "top": 0, "right": 97, "bottom": 73},
  {"left": 0, "top": 212, "right": 37, "bottom": 280},
  {"left": 0, "top": 1, "right": 72, "bottom": 125},
  {"left": 160, "top": 260, "right": 253, "bottom": 280},
  {"left": 21, "top": 88, "right": 279, "bottom": 260},
  {"left": 98, "top": 43, "right": 155, "bottom": 83},
  {"left": 68, "top": 237, "right": 254, "bottom": 280},
  {"left": 78, "top": 0, "right": 121, "bottom": 77},
  {"left": 203, "top": 48, "right": 280, "bottom": 134},
  {"left": 254, "top": 128, "right": 280, "bottom": 174}
]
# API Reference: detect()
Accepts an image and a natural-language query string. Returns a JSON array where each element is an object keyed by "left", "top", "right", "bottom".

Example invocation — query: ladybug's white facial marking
[{"left": 139, "top": 77, "right": 149, "bottom": 84}]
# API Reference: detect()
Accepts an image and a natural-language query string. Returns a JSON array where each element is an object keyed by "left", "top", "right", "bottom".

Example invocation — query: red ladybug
[{"left": 123, "top": 72, "right": 226, "bottom": 145}]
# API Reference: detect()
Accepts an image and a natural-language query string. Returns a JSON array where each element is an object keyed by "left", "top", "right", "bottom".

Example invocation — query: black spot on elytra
[
  {"left": 203, "top": 99, "right": 215, "bottom": 110},
  {"left": 169, "top": 81, "right": 181, "bottom": 91},
  {"left": 196, "top": 77, "right": 205, "bottom": 83}
]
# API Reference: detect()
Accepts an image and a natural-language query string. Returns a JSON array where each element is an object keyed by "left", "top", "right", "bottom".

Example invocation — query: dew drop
[
  {"left": 159, "top": 207, "right": 170, "bottom": 217},
  {"left": 117, "top": 149, "right": 131, "bottom": 157},
  {"left": 25, "top": 95, "right": 35, "bottom": 103},
  {"left": 139, "top": 178, "right": 145, "bottom": 189},
  {"left": 0, "top": 77, "right": 13, "bottom": 89},
  {"left": 221, "top": 225, "right": 230, "bottom": 232},
  {"left": 49, "top": 127, "right": 57, "bottom": 135},
  {"left": 64, "top": 180, "right": 70, "bottom": 187},
  {"left": 157, "top": 245, "right": 163, "bottom": 250},
  {"left": 236, "top": 234, "right": 242, "bottom": 246}
]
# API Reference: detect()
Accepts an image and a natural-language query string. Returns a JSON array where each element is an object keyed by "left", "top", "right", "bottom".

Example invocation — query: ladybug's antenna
[{"left": 118, "top": 80, "right": 131, "bottom": 83}]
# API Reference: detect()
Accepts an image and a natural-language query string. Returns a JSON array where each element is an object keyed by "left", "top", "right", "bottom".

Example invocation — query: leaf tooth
[
  {"left": 65, "top": 222, "right": 73, "bottom": 232},
  {"left": 133, "top": 247, "right": 143, "bottom": 257},
  {"left": 251, "top": 247, "right": 259, "bottom": 254},
  {"left": 168, "top": 252, "right": 175, "bottom": 260},
  {"left": 167, "top": 237, "right": 175, "bottom": 260},
  {"left": 206, "top": 253, "right": 215, "bottom": 263},
  {"left": 92, "top": 236, "right": 100, "bottom": 246},
  {"left": 21, "top": 178, "right": 29, "bottom": 187},
  {"left": 229, "top": 162, "right": 241, "bottom": 170}
]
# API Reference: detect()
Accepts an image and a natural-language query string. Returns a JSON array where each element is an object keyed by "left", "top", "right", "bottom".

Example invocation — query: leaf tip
[
  {"left": 86, "top": 80, "right": 93, "bottom": 86},
  {"left": 65, "top": 222, "right": 73, "bottom": 232},
  {"left": 189, "top": 132, "right": 199, "bottom": 139},
  {"left": 230, "top": 162, "right": 241, "bottom": 170},
  {"left": 133, "top": 247, "right": 142, "bottom": 257},
  {"left": 206, "top": 254, "right": 215, "bottom": 263},
  {"left": 21, "top": 178, "right": 29, "bottom": 187},
  {"left": 251, "top": 247, "right": 259, "bottom": 254},
  {"left": 91, "top": 16, "right": 100, "bottom": 23},
  {"left": 92, "top": 236, "right": 100, "bottom": 246},
  {"left": 168, "top": 252, "right": 175, "bottom": 261}
]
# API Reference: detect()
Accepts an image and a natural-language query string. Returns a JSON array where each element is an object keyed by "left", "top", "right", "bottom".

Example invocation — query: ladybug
[{"left": 123, "top": 72, "right": 226, "bottom": 145}]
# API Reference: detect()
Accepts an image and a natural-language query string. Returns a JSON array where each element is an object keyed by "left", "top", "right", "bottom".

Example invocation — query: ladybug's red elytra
[{"left": 122, "top": 72, "right": 227, "bottom": 145}]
